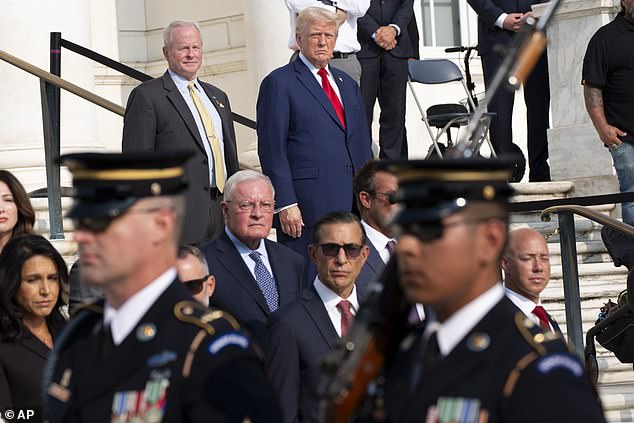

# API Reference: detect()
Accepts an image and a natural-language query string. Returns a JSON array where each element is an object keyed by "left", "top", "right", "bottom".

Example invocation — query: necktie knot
[
  {"left": 532, "top": 305, "right": 551, "bottom": 330},
  {"left": 318, "top": 68, "right": 328, "bottom": 78},
  {"left": 386, "top": 240, "right": 397, "bottom": 255},
  {"left": 249, "top": 250, "right": 262, "bottom": 263},
  {"left": 337, "top": 300, "right": 354, "bottom": 337}
]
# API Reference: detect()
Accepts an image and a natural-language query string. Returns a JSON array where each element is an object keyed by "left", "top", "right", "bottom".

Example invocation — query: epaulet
[
  {"left": 513, "top": 311, "right": 564, "bottom": 356},
  {"left": 175, "top": 301, "right": 253, "bottom": 379},
  {"left": 173, "top": 301, "right": 241, "bottom": 336},
  {"left": 503, "top": 312, "right": 582, "bottom": 397},
  {"left": 69, "top": 300, "right": 104, "bottom": 319}
]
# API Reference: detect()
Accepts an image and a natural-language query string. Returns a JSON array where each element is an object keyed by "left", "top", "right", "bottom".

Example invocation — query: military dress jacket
[
  {"left": 44, "top": 280, "right": 281, "bottom": 423},
  {"left": 383, "top": 296, "right": 606, "bottom": 423}
]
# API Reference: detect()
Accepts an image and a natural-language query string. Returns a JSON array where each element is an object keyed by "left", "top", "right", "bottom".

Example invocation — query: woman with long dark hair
[
  {"left": 0, "top": 170, "right": 36, "bottom": 253},
  {"left": 0, "top": 234, "right": 67, "bottom": 417}
]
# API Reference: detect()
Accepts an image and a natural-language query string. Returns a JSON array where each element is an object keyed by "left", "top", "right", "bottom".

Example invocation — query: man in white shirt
[
  {"left": 378, "top": 158, "right": 604, "bottom": 422},
  {"left": 45, "top": 151, "right": 280, "bottom": 423},
  {"left": 176, "top": 245, "right": 215, "bottom": 306},
  {"left": 502, "top": 227, "right": 561, "bottom": 334},
  {"left": 266, "top": 211, "right": 369, "bottom": 423},
  {"left": 353, "top": 159, "right": 398, "bottom": 296},
  {"left": 285, "top": 0, "right": 370, "bottom": 84}
]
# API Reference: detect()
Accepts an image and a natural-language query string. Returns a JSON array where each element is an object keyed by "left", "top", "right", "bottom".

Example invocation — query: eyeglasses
[
  {"left": 182, "top": 275, "right": 208, "bottom": 295},
  {"left": 318, "top": 243, "right": 364, "bottom": 258},
  {"left": 372, "top": 191, "right": 397, "bottom": 204},
  {"left": 72, "top": 207, "right": 168, "bottom": 233},
  {"left": 226, "top": 201, "right": 275, "bottom": 213}
]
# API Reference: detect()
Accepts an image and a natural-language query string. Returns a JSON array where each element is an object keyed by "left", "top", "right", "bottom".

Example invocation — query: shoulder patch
[
  {"left": 513, "top": 312, "right": 563, "bottom": 356},
  {"left": 208, "top": 332, "right": 250, "bottom": 355},
  {"left": 535, "top": 353, "right": 584, "bottom": 377},
  {"left": 173, "top": 301, "right": 241, "bottom": 335}
]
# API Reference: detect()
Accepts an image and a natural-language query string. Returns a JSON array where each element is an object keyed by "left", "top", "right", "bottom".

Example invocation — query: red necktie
[
  {"left": 317, "top": 68, "right": 346, "bottom": 128},
  {"left": 532, "top": 305, "right": 551, "bottom": 331},
  {"left": 337, "top": 300, "right": 354, "bottom": 337}
]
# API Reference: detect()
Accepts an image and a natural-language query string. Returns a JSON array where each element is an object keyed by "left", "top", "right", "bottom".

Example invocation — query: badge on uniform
[
  {"left": 111, "top": 369, "right": 171, "bottom": 423},
  {"left": 426, "top": 397, "right": 489, "bottom": 423},
  {"left": 208, "top": 331, "right": 249, "bottom": 355}
]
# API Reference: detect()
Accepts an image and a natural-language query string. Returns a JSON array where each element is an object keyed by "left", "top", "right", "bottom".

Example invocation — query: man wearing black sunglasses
[
  {"left": 376, "top": 159, "right": 605, "bottom": 422},
  {"left": 176, "top": 245, "right": 215, "bottom": 306},
  {"left": 45, "top": 152, "right": 281, "bottom": 423},
  {"left": 267, "top": 211, "right": 368, "bottom": 423}
]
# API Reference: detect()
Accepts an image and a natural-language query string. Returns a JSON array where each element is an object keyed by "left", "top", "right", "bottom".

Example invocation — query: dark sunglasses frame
[
  {"left": 318, "top": 243, "right": 364, "bottom": 258},
  {"left": 72, "top": 207, "right": 169, "bottom": 233},
  {"left": 182, "top": 275, "right": 209, "bottom": 295}
]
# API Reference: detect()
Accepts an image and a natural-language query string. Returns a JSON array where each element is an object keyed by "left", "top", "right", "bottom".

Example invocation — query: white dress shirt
[
  {"left": 504, "top": 286, "right": 553, "bottom": 330},
  {"left": 313, "top": 276, "right": 359, "bottom": 337},
  {"left": 361, "top": 220, "right": 395, "bottom": 264},
  {"left": 168, "top": 69, "right": 226, "bottom": 186},
  {"left": 427, "top": 283, "right": 505, "bottom": 357},
  {"left": 225, "top": 227, "right": 275, "bottom": 281},
  {"left": 103, "top": 267, "right": 177, "bottom": 345},
  {"left": 286, "top": 0, "right": 370, "bottom": 53}
]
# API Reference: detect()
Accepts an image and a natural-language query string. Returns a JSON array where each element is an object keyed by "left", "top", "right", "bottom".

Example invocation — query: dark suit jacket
[
  {"left": 384, "top": 296, "right": 606, "bottom": 423},
  {"left": 267, "top": 286, "right": 352, "bottom": 423},
  {"left": 257, "top": 58, "right": 373, "bottom": 230},
  {"left": 201, "top": 232, "right": 306, "bottom": 350},
  {"left": 122, "top": 71, "right": 239, "bottom": 245},
  {"left": 45, "top": 280, "right": 280, "bottom": 423},
  {"left": 0, "top": 330, "right": 54, "bottom": 419},
  {"left": 466, "top": 0, "right": 548, "bottom": 55},
  {"left": 356, "top": 241, "right": 385, "bottom": 300},
  {"left": 357, "top": 0, "right": 415, "bottom": 59}
]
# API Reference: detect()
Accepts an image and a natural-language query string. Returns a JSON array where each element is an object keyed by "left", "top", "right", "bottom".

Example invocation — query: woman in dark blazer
[{"left": 0, "top": 235, "right": 67, "bottom": 420}]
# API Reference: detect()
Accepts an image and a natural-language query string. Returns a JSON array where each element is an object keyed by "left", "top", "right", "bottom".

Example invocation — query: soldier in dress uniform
[
  {"left": 43, "top": 151, "right": 281, "bottom": 423},
  {"left": 378, "top": 158, "right": 606, "bottom": 422}
]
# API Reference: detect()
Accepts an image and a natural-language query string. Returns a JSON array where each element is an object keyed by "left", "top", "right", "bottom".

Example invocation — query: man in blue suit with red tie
[{"left": 257, "top": 7, "right": 373, "bottom": 273}]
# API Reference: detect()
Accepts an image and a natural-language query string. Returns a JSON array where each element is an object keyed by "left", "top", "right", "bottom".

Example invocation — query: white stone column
[
  {"left": 0, "top": 0, "right": 104, "bottom": 193},
  {"left": 534, "top": 0, "right": 620, "bottom": 195},
  {"left": 243, "top": 0, "right": 292, "bottom": 168}
]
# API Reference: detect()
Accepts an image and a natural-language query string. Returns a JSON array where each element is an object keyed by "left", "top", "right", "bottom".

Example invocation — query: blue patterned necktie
[{"left": 249, "top": 251, "right": 279, "bottom": 312}]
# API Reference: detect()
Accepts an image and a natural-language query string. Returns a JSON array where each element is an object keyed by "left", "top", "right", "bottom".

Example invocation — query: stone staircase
[
  {"left": 34, "top": 181, "right": 634, "bottom": 421},
  {"left": 511, "top": 182, "right": 634, "bottom": 422}
]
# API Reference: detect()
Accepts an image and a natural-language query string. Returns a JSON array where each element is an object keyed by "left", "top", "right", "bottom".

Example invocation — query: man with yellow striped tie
[{"left": 123, "top": 20, "right": 239, "bottom": 246}]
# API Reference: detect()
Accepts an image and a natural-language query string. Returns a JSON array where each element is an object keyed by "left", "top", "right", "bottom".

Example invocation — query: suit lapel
[
  {"left": 266, "top": 240, "right": 293, "bottom": 305},
  {"left": 200, "top": 82, "right": 238, "bottom": 172},
  {"left": 302, "top": 287, "right": 338, "bottom": 349},
  {"left": 71, "top": 281, "right": 184, "bottom": 407},
  {"left": 400, "top": 298, "right": 511, "bottom": 421},
  {"left": 365, "top": 243, "right": 384, "bottom": 276},
  {"left": 294, "top": 59, "right": 345, "bottom": 131},
  {"left": 20, "top": 332, "right": 51, "bottom": 360},
  {"left": 216, "top": 233, "right": 271, "bottom": 315},
  {"left": 161, "top": 72, "right": 206, "bottom": 153}
]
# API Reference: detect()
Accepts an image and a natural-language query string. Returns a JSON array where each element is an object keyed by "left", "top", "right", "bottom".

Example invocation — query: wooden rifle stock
[{"left": 318, "top": 258, "right": 410, "bottom": 423}]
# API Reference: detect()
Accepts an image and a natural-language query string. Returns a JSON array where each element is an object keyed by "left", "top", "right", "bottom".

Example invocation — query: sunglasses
[
  {"left": 72, "top": 207, "right": 169, "bottom": 233},
  {"left": 401, "top": 217, "right": 504, "bottom": 242},
  {"left": 182, "top": 275, "right": 209, "bottom": 295},
  {"left": 318, "top": 243, "right": 364, "bottom": 258}
]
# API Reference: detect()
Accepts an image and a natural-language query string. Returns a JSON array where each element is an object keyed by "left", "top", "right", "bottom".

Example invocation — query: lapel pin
[
  {"left": 466, "top": 332, "right": 491, "bottom": 352},
  {"left": 137, "top": 323, "right": 157, "bottom": 342}
]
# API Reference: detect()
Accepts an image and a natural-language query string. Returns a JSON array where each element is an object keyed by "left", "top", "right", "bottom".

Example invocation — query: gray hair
[
  {"left": 296, "top": 7, "right": 340, "bottom": 37},
  {"left": 163, "top": 20, "right": 201, "bottom": 47},
  {"left": 223, "top": 170, "right": 275, "bottom": 202},
  {"left": 177, "top": 245, "right": 210, "bottom": 274}
]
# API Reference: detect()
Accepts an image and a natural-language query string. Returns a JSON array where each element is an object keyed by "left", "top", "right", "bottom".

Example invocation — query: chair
[{"left": 407, "top": 59, "right": 496, "bottom": 159}]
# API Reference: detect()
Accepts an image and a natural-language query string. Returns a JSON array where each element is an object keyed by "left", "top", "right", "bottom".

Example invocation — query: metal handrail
[
  {"left": 0, "top": 49, "right": 125, "bottom": 115},
  {"left": 539, "top": 205, "right": 634, "bottom": 358}
]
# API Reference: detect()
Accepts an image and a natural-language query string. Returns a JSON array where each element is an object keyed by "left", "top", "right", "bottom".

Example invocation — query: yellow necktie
[{"left": 188, "top": 81, "right": 225, "bottom": 193}]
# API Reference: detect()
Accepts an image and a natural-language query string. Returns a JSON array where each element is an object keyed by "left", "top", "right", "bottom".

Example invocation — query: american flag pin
[{"left": 338, "top": 77, "right": 343, "bottom": 82}]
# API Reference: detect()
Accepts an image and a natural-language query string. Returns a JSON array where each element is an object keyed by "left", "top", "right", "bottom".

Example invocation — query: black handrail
[{"left": 54, "top": 33, "right": 257, "bottom": 129}]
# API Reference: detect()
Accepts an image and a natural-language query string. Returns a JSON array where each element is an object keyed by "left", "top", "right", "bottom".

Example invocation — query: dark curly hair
[
  {"left": 0, "top": 234, "right": 68, "bottom": 342},
  {"left": 0, "top": 170, "right": 35, "bottom": 240}
]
